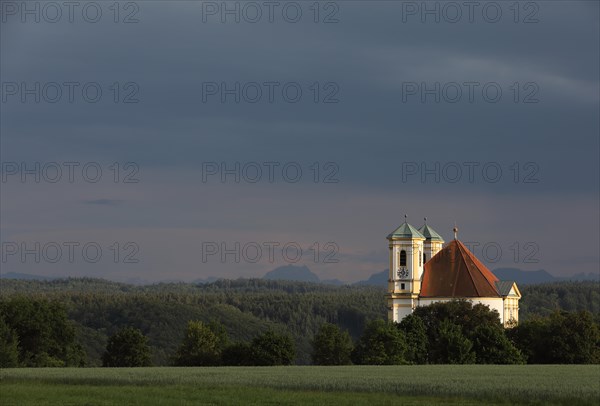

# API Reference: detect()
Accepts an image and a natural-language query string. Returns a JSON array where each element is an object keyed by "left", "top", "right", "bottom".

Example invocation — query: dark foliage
[
  {"left": 398, "top": 314, "right": 428, "bottom": 364},
  {"left": 519, "top": 282, "right": 600, "bottom": 320},
  {"left": 508, "top": 310, "right": 600, "bottom": 364},
  {"left": 0, "top": 279, "right": 598, "bottom": 366},
  {"left": 173, "top": 321, "right": 226, "bottom": 366},
  {"left": 0, "top": 278, "right": 384, "bottom": 365},
  {"left": 352, "top": 319, "right": 407, "bottom": 365},
  {"left": 0, "top": 316, "right": 19, "bottom": 367},
  {"left": 221, "top": 342, "right": 254, "bottom": 366},
  {"left": 311, "top": 323, "right": 353, "bottom": 365},
  {"left": 102, "top": 327, "right": 151, "bottom": 367},
  {"left": 0, "top": 297, "right": 85, "bottom": 367},
  {"left": 249, "top": 330, "right": 296, "bottom": 366},
  {"left": 409, "top": 300, "right": 524, "bottom": 364}
]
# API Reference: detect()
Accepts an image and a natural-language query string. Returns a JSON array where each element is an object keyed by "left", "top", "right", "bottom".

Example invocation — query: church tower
[
  {"left": 418, "top": 219, "right": 444, "bottom": 265},
  {"left": 386, "top": 217, "right": 425, "bottom": 323}
]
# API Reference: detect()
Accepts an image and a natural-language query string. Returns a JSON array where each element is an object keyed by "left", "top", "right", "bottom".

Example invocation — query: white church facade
[{"left": 386, "top": 219, "right": 520, "bottom": 327}]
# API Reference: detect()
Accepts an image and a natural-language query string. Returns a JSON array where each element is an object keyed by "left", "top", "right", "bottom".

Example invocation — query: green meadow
[{"left": 1, "top": 365, "right": 599, "bottom": 405}]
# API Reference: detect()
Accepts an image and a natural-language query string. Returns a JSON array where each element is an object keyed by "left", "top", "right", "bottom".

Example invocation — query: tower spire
[
  {"left": 404, "top": 214, "right": 407, "bottom": 223},
  {"left": 453, "top": 222, "right": 458, "bottom": 240}
]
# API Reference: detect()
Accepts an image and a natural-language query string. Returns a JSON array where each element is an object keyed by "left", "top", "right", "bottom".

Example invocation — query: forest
[{"left": 0, "top": 278, "right": 598, "bottom": 366}]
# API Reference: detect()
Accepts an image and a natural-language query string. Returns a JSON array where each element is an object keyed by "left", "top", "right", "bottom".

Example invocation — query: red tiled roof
[{"left": 420, "top": 239, "right": 500, "bottom": 298}]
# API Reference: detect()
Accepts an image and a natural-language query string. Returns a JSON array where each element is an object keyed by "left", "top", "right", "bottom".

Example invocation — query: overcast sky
[{"left": 1, "top": 1, "right": 598, "bottom": 283}]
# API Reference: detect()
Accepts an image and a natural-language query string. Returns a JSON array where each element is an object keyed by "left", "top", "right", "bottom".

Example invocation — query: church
[{"left": 386, "top": 218, "right": 520, "bottom": 327}]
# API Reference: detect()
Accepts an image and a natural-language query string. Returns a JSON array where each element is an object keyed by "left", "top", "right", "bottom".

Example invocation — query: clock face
[{"left": 397, "top": 268, "right": 409, "bottom": 279}]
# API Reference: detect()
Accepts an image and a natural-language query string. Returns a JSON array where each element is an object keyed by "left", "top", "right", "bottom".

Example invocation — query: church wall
[
  {"left": 503, "top": 296, "right": 519, "bottom": 325},
  {"left": 392, "top": 303, "right": 414, "bottom": 322},
  {"left": 423, "top": 241, "right": 443, "bottom": 265}
]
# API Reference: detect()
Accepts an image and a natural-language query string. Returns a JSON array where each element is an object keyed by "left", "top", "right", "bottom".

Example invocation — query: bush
[
  {"left": 222, "top": 342, "right": 253, "bottom": 366},
  {"left": 102, "top": 327, "right": 151, "bottom": 367},
  {"left": 250, "top": 330, "right": 296, "bottom": 366}
]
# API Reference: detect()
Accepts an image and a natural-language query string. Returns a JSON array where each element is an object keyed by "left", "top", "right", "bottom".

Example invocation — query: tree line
[
  {"left": 0, "top": 279, "right": 598, "bottom": 366},
  {"left": 2, "top": 298, "right": 598, "bottom": 367}
]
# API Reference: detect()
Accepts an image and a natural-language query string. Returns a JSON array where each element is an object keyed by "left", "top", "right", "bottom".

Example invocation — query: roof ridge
[
  {"left": 418, "top": 224, "right": 444, "bottom": 242},
  {"left": 420, "top": 239, "right": 503, "bottom": 298},
  {"left": 455, "top": 240, "right": 479, "bottom": 295},
  {"left": 457, "top": 240, "right": 500, "bottom": 296},
  {"left": 387, "top": 222, "right": 426, "bottom": 239}
]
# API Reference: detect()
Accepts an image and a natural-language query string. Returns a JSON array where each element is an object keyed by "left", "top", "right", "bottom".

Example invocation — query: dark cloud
[{"left": 1, "top": 1, "right": 598, "bottom": 281}]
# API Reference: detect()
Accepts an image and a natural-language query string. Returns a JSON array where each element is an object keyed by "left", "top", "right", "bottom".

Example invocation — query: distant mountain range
[
  {"left": 1, "top": 272, "right": 57, "bottom": 281},
  {"left": 492, "top": 268, "right": 599, "bottom": 285},
  {"left": 352, "top": 267, "right": 598, "bottom": 287},
  {"left": 263, "top": 265, "right": 343, "bottom": 285},
  {"left": 353, "top": 269, "right": 388, "bottom": 287},
  {"left": 2, "top": 266, "right": 597, "bottom": 286},
  {"left": 264, "top": 265, "right": 319, "bottom": 282}
]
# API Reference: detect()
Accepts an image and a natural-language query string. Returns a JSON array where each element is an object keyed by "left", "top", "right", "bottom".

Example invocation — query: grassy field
[{"left": 1, "top": 365, "right": 599, "bottom": 405}]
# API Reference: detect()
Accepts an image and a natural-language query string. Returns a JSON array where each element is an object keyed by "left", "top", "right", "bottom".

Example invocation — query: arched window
[
  {"left": 400, "top": 250, "right": 407, "bottom": 267},
  {"left": 419, "top": 251, "right": 422, "bottom": 266},
  {"left": 423, "top": 253, "right": 427, "bottom": 264}
]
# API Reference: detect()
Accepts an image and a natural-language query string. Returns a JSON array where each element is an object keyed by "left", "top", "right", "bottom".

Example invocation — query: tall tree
[
  {"left": 0, "top": 298, "right": 84, "bottom": 367},
  {"left": 432, "top": 319, "right": 475, "bottom": 364},
  {"left": 471, "top": 323, "right": 524, "bottom": 364},
  {"left": 0, "top": 316, "right": 19, "bottom": 367},
  {"left": 411, "top": 300, "right": 528, "bottom": 364},
  {"left": 250, "top": 330, "right": 296, "bottom": 366},
  {"left": 312, "top": 323, "right": 353, "bottom": 365},
  {"left": 510, "top": 311, "right": 600, "bottom": 364},
  {"left": 398, "top": 314, "right": 428, "bottom": 364},
  {"left": 413, "top": 300, "right": 502, "bottom": 344},
  {"left": 102, "top": 327, "right": 151, "bottom": 367},
  {"left": 546, "top": 311, "right": 600, "bottom": 364},
  {"left": 506, "top": 316, "right": 549, "bottom": 363},
  {"left": 352, "top": 319, "right": 407, "bottom": 365},
  {"left": 173, "top": 320, "right": 225, "bottom": 366}
]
